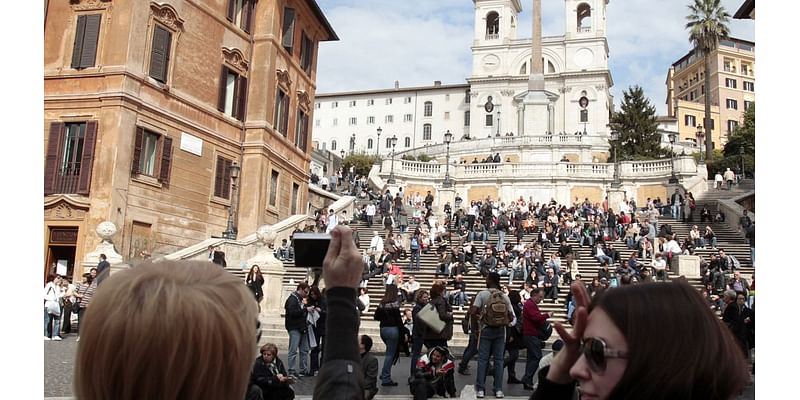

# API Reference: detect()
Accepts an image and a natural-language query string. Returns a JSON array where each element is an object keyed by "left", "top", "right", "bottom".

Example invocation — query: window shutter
[
  {"left": 79, "top": 14, "right": 101, "bottom": 69},
  {"left": 242, "top": 0, "right": 253, "bottom": 33},
  {"left": 223, "top": 158, "right": 232, "bottom": 199},
  {"left": 76, "top": 121, "right": 98, "bottom": 195},
  {"left": 214, "top": 156, "right": 224, "bottom": 197},
  {"left": 235, "top": 76, "right": 248, "bottom": 121},
  {"left": 45, "top": 122, "right": 65, "bottom": 195},
  {"left": 131, "top": 127, "right": 144, "bottom": 175},
  {"left": 217, "top": 67, "right": 228, "bottom": 112},
  {"left": 158, "top": 136, "right": 173, "bottom": 185},
  {"left": 149, "top": 26, "right": 171, "bottom": 83},
  {"left": 71, "top": 15, "right": 87, "bottom": 69},
  {"left": 282, "top": 8, "right": 295, "bottom": 52},
  {"left": 226, "top": 0, "right": 236, "bottom": 22}
]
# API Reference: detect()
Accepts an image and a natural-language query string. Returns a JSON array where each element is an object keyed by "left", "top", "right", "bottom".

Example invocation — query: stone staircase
[{"left": 230, "top": 182, "right": 753, "bottom": 355}]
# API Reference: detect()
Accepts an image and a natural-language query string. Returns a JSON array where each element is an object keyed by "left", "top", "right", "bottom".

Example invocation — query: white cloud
[{"left": 315, "top": 0, "right": 754, "bottom": 115}]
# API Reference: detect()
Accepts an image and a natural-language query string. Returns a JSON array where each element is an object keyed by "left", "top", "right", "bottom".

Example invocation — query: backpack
[
  {"left": 482, "top": 289, "right": 510, "bottom": 327},
  {"left": 728, "top": 255, "right": 741, "bottom": 269},
  {"left": 410, "top": 237, "right": 420, "bottom": 250},
  {"left": 537, "top": 320, "right": 553, "bottom": 341}
]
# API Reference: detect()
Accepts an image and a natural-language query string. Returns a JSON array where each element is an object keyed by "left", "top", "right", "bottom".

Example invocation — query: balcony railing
[{"left": 52, "top": 168, "right": 81, "bottom": 194}]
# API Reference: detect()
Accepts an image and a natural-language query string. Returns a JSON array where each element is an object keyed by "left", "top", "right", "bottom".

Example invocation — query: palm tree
[{"left": 686, "top": 0, "right": 730, "bottom": 160}]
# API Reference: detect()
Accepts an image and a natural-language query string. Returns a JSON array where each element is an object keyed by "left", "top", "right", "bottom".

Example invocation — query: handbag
[{"left": 417, "top": 303, "right": 446, "bottom": 334}]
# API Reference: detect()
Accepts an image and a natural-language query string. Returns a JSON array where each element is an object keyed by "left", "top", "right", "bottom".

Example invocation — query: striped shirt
[{"left": 77, "top": 281, "right": 97, "bottom": 309}]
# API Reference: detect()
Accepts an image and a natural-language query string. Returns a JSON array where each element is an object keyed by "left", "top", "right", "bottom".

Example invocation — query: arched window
[
  {"left": 424, "top": 101, "right": 433, "bottom": 117},
  {"left": 486, "top": 12, "right": 499, "bottom": 38},
  {"left": 577, "top": 3, "right": 592, "bottom": 32},
  {"left": 367, "top": 138, "right": 373, "bottom": 149},
  {"left": 548, "top": 60, "right": 556, "bottom": 74},
  {"left": 404, "top": 137, "right": 411, "bottom": 148},
  {"left": 331, "top": 140, "right": 337, "bottom": 151},
  {"left": 519, "top": 62, "right": 527, "bottom": 75},
  {"left": 423, "top": 124, "right": 432, "bottom": 141}
]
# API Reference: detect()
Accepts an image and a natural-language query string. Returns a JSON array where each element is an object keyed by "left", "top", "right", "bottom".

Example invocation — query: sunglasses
[{"left": 580, "top": 337, "right": 628, "bottom": 373}]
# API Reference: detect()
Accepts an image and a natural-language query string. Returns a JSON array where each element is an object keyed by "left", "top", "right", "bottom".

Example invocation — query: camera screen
[{"left": 292, "top": 232, "right": 331, "bottom": 268}]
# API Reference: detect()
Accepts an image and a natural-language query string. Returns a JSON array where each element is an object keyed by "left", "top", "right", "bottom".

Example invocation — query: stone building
[
  {"left": 665, "top": 37, "right": 755, "bottom": 150},
  {"left": 313, "top": 0, "right": 614, "bottom": 162},
  {"left": 43, "top": 0, "right": 337, "bottom": 281}
]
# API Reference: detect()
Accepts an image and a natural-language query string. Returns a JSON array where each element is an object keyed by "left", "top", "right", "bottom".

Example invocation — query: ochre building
[{"left": 44, "top": 0, "right": 337, "bottom": 281}]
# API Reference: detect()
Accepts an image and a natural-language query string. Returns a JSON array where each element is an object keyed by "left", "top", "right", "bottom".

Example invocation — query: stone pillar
[
  {"left": 247, "top": 225, "right": 286, "bottom": 322},
  {"left": 437, "top": 186, "right": 455, "bottom": 217},
  {"left": 607, "top": 187, "right": 626, "bottom": 215},
  {"left": 82, "top": 221, "right": 126, "bottom": 277},
  {"left": 675, "top": 255, "right": 701, "bottom": 278}
]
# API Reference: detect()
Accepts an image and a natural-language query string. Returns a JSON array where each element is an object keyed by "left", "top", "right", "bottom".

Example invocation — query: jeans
[
  {"left": 505, "top": 347, "right": 520, "bottom": 379},
  {"left": 408, "top": 249, "right": 421, "bottom": 270},
  {"left": 410, "top": 336, "right": 424, "bottom": 376},
  {"left": 672, "top": 204, "right": 681, "bottom": 219},
  {"left": 476, "top": 326, "right": 506, "bottom": 392},
  {"left": 705, "top": 237, "right": 718, "bottom": 248},
  {"left": 497, "top": 230, "right": 506, "bottom": 250},
  {"left": 580, "top": 235, "right": 593, "bottom": 247},
  {"left": 521, "top": 335, "right": 544, "bottom": 385},
  {"left": 459, "top": 331, "right": 479, "bottom": 369},
  {"left": 287, "top": 329, "right": 310, "bottom": 374},
  {"left": 380, "top": 326, "right": 400, "bottom": 383},
  {"left": 750, "top": 246, "right": 755, "bottom": 267},
  {"left": 310, "top": 335, "right": 324, "bottom": 373},
  {"left": 44, "top": 308, "right": 61, "bottom": 338},
  {"left": 596, "top": 255, "right": 614, "bottom": 265}
]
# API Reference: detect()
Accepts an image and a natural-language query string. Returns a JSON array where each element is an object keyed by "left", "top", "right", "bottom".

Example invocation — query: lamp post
[
  {"left": 696, "top": 125, "right": 705, "bottom": 164},
  {"left": 610, "top": 130, "right": 621, "bottom": 188},
  {"left": 388, "top": 135, "right": 398, "bottom": 184},
  {"left": 668, "top": 132, "right": 679, "bottom": 184},
  {"left": 375, "top": 126, "right": 382, "bottom": 162},
  {"left": 223, "top": 161, "right": 241, "bottom": 239},
  {"left": 443, "top": 130, "right": 453, "bottom": 187},
  {"left": 739, "top": 146, "right": 745, "bottom": 181}
]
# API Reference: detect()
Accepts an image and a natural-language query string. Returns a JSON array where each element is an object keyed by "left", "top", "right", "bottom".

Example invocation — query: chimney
[
  {"left": 434, "top": 80, "right": 442, "bottom": 87},
  {"left": 394, "top": 80, "right": 399, "bottom": 89}
]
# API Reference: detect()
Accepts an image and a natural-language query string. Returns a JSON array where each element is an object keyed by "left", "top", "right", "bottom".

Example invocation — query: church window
[{"left": 486, "top": 12, "right": 499, "bottom": 39}]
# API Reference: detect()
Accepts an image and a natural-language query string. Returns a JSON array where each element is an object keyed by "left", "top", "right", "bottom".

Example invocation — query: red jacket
[{"left": 522, "top": 297, "right": 549, "bottom": 337}]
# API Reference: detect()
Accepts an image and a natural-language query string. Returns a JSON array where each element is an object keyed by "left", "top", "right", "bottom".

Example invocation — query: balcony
[
  {"left": 485, "top": 33, "right": 499, "bottom": 40},
  {"left": 51, "top": 168, "right": 81, "bottom": 194}
]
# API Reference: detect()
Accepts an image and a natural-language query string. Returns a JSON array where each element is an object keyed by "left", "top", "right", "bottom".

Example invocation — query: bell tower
[
  {"left": 473, "top": 0, "right": 522, "bottom": 46},
  {"left": 564, "top": 0, "right": 609, "bottom": 40}
]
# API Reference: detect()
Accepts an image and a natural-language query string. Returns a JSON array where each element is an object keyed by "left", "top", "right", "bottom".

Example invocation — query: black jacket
[
  {"left": 284, "top": 292, "right": 307, "bottom": 332},
  {"left": 250, "top": 356, "right": 292, "bottom": 394}
]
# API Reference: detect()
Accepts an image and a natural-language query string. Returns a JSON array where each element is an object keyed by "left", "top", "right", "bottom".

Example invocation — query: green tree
[
  {"left": 686, "top": 0, "right": 730, "bottom": 159},
  {"left": 609, "top": 86, "right": 666, "bottom": 160},
  {"left": 722, "top": 102, "right": 754, "bottom": 177},
  {"left": 342, "top": 152, "right": 380, "bottom": 177}
]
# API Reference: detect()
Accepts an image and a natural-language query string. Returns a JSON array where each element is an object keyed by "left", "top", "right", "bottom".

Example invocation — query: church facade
[{"left": 313, "top": 0, "right": 614, "bottom": 163}]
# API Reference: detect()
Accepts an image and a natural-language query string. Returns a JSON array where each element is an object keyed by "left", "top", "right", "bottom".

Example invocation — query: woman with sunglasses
[{"left": 531, "top": 279, "right": 748, "bottom": 400}]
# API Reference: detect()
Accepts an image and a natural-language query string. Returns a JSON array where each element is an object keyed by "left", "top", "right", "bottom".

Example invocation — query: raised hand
[
  {"left": 322, "top": 225, "right": 363, "bottom": 289},
  {"left": 546, "top": 280, "right": 590, "bottom": 384}
]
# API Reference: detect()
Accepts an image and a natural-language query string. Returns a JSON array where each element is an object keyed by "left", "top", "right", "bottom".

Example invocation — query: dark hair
[
  {"left": 486, "top": 272, "right": 501, "bottom": 288},
  {"left": 307, "top": 286, "right": 322, "bottom": 306},
  {"left": 360, "top": 334, "right": 373, "bottom": 353},
  {"left": 508, "top": 290, "right": 521, "bottom": 305},
  {"left": 430, "top": 282, "right": 446, "bottom": 299},
  {"left": 380, "top": 284, "right": 399, "bottom": 304},
  {"left": 296, "top": 282, "right": 310, "bottom": 291},
  {"left": 590, "top": 279, "right": 747, "bottom": 399}
]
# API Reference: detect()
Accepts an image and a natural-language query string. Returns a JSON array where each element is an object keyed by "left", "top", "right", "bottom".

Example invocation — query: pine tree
[{"left": 609, "top": 86, "right": 665, "bottom": 160}]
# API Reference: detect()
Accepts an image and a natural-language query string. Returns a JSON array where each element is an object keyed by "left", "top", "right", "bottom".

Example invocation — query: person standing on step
[
  {"left": 520, "top": 288, "right": 549, "bottom": 391},
  {"left": 373, "top": 284, "right": 403, "bottom": 387},
  {"left": 422, "top": 282, "right": 454, "bottom": 350},
  {"left": 408, "top": 230, "right": 422, "bottom": 271},
  {"left": 95, "top": 254, "right": 111, "bottom": 286},
  {"left": 670, "top": 189, "right": 683, "bottom": 221},
  {"left": 715, "top": 170, "right": 724, "bottom": 190},
  {"left": 496, "top": 210, "right": 509, "bottom": 251},
  {"left": 504, "top": 290, "right": 525, "bottom": 385},
  {"left": 366, "top": 202, "right": 377, "bottom": 228},
  {"left": 410, "top": 290, "right": 430, "bottom": 379},
  {"left": 739, "top": 210, "right": 752, "bottom": 234},
  {"left": 424, "top": 191, "right": 434, "bottom": 210},
  {"left": 724, "top": 167, "right": 736, "bottom": 190},
  {"left": 284, "top": 282, "right": 311, "bottom": 378},
  {"left": 471, "top": 272, "right": 516, "bottom": 398}
]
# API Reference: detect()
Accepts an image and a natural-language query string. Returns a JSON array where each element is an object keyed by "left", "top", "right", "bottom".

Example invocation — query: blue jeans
[
  {"left": 672, "top": 204, "right": 681, "bottom": 219},
  {"left": 380, "top": 326, "right": 400, "bottom": 383},
  {"left": 521, "top": 335, "right": 543, "bottom": 385},
  {"left": 705, "top": 237, "right": 717, "bottom": 248},
  {"left": 596, "top": 255, "right": 614, "bottom": 265},
  {"left": 287, "top": 329, "right": 310, "bottom": 374},
  {"left": 459, "top": 332, "right": 479, "bottom": 369},
  {"left": 497, "top": 230, "right": 506, "bottom": 250},
  {"left": 408, "top": 249, "right": 421, "bottom": 270},
  {"left": 476, "top": 326, "right": 506, "bottom": 392},
  {"left": 44, "top": 308, "right": 61, "bottom": 338}
]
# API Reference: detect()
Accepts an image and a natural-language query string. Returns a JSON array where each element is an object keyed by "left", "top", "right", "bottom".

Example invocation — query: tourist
[
  {"left": 471, "top": 272, "right": 515, "bottom": 398},
  {"left": 521, "top": 288, "right": 549, "bottom": 390},
  {"left": 542, "top": 268, "right": 559, "bottom": 303},
  {"left": 246, "top": 265, "right": 265, "bottom": 305},
  {"left": 307, "top": 286, "right": 327, "bottom": 376},
  {"left": 504, "top": 290, "right": 525, "bottom": 385},
  {"left": 724, "top": 167, "right": 736, "bottom": 190},
  {"left": 715, "top": 170, "right": 724, "bottom": 190},
  {"left": 423, "top": 282, "right": 454, "bottom": 349},
  {"left": 284, "top": 282, "right": 311, "bottom": 378},
  {"left": 360, "top": 335, "right": 379, "bottom": 400},
  {"left": 401, "top": 275, "right": 421, "bottom": 303},
  {"left": 59, "top": 276, "right": 76, "bottom": 336},
  {"left": 410, "top": 290, "right": 431, "bottom": 378},
  {"left": 44, "top": 274, "right": 63, "bottom": 341},
  {"left": 411, "top": 346, "right": 457, "bottom": 399},
  {"left": 247, "top": 343, "right": 295, "bottom": 400},
  {"left": 374, "top": 284, "right": 403, "bottom": 387},
  {"left": 73, "top": 269, "right": 97, "bottom": 341},
  {"left": 75, "top": 260, "right": 258, "bottom": 400},
  {"left": 531, "top": 280, "right": 747, "bottom": 399}
]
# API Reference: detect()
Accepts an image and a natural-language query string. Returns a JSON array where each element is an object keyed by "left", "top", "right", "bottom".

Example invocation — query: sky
[{"left": 314, "top": 0, "right": 755, "bottom": 116}]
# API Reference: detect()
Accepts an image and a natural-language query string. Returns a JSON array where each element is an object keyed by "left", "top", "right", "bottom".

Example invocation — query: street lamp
[
  {"left": 388, "top": 135, "right": 398, "bottom": 184},
  {"left": 739, "top": 146, "right": 745, "bottom": 181},
  {"left": 668, "top": 132, "right": 679, "bottom": 184},
  {"left": 610, "top": 130, "right": 621, "bottom": 188},
  {"left": 696, "top": 125, "right": 705, "bottom": 164},
  {"left": 443, "top": 130, "right": 453, "bottom": 187},
  {"left": 374, "top": 126, "right": 382, "bottom": 167},
  {"left": 223, "top": 161, "right": 241, "bottom": 239}
]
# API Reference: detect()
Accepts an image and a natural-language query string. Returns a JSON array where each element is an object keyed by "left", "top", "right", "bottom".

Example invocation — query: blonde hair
[{"left": 75, "top": 260, "right": 258, "bottom": 400}]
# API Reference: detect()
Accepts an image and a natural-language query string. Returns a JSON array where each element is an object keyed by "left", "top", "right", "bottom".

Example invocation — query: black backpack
[{"left": 537, "top": 320, "right": 553, "bottom": 341}]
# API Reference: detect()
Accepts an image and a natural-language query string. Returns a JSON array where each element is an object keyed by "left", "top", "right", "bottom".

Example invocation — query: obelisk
[{"left": 523, "top": 0, "right": 551, "bottom": 135}]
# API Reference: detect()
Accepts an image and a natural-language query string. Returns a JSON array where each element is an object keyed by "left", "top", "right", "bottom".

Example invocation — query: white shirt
[
  {"left": 326, "top": 213, "right": 338, "bottom": 233},
  {"left": 366, "top": 204, "right": 376, "bottom": 216},
  {"left": 369, "top": 236, "right": 384, "bottom": 253},
  {"left": 652, "top": 258, "right": 667, "bottom": 270},
  {"left": 663, "top": 240, "right": 682, "bottom": 254},
  {"left": 320, "top": 176, "right": 329, "bottom": 186},
  {"left": 715, "top": 173, "right": 724, "bottom": 183}
]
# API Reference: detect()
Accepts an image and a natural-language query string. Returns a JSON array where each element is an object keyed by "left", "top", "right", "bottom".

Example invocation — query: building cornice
[{"left": 316, "top": 83, "right": 470, "bottom": 98}]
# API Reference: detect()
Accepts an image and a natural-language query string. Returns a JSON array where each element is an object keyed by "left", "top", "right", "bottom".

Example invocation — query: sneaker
[
  {"left": 458, "top": 365, "right": 470, "bottom": 375},
  {"left": 44, "top": 336, "right": 51, "bottom": 341},
  {"left": 476, "top": 390, "right": 485, "bottom": 398},
  {"left": 52, "top": 336, "right": 63, "bottom": 341},
  {"left": 495, "top": 390, "right": 505, "bottom": 398}
]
